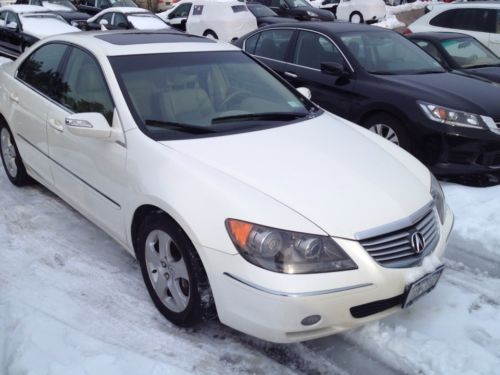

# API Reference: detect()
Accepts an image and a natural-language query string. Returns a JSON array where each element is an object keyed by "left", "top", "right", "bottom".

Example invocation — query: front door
[{"left": 46, "top": 46, "right": 127, "bottom": 240}]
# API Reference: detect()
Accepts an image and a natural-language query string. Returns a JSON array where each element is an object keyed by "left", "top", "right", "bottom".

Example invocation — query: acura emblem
[{"left": 410, "top": 232, "right": 426, "bottom": 254}]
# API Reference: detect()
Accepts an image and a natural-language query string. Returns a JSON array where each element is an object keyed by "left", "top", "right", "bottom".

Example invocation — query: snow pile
[
  {"left": 386, "top": 1, "right": 429, "bottom": 15},
  {"left": 373, "top": 14, "right": 405, "bottom": 29}
]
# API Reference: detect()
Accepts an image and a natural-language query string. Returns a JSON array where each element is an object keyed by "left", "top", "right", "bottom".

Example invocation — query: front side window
[
  {"left": 293, "top": 31, "right": 344, "bottom": 70},
  {"left": 441, "top": 37, "right": 500, "bottom": 68},
  {"left": 98, "top": 12, "right": 113, "bottom": 24},
  {"left": 112, "top": 12, "right": 127, "bottom": 27},
  {"left": 110, "top": 51, "right": 317, "bottom": 140},
  {"left": 17, "top": 43, "right": 68, "bottom": 100},
  {"left": 253, "top": 29, "right": 293, "bottom": 61},
  {"left": 244, "top": 33, "right": 259, "bottom": 54},
  {"left": 170, "top": 3, "right": 191, "bottom": 18},
  {"left": 60, "top": 48, "right": 114, "bottom": 123},
  {"left": 340, "top": 31, "right": 444, "bottom": 75}
]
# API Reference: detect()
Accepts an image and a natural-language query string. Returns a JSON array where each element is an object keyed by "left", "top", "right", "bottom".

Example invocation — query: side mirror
[
  {"left": 65, "top": 113, "right": 111, "bottom": 139},
  {"left": 99, "top": 19, "right": 109, "bottom": 26},
  {"left": 321, "top": 62, "right": 348, "bottom": 76},
  {"left": 296, "top": 87, "right": 312, "bottom": 100},
  {"left": 6, "top": 21, "right": 18, "bottom": 30}
]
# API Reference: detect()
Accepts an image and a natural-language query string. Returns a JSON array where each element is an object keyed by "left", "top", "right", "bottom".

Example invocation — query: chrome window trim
[
  {"left": 224, "top": 272, "right": 373, "bottom": 297},
  {"left": 355, "top": 200, "right": 435, "bottom": 241},
  {"left": 242, "top": 26, "right": 355, "bottom": 73}
]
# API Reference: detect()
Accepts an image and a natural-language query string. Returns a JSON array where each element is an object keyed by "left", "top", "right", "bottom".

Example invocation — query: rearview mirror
[
  {"left": 6, "top": 21, "right": 18, "bottom": 30},
  {"left": 320, "top": 62, "right": 346, "bottom": 76},
  {"left": 65, "top": 113, "right": 111, "bottom": 139},
  {"left": 297, "top": 87, "right": 312, "bottom": 100}
]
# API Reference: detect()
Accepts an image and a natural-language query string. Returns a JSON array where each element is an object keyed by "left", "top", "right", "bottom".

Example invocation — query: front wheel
[
  {"left": 363, "top": 113, "right": 412, "bottom": 152},
  {"left": 0, "top": 121, "right": 31, "bottom": 186},
  {"left": 136, "top": 213, "right": 213, "bottom": 327},
  {"left": 349, "top": 11, "right": 364, "bottom": 24},
  {"left": 203, "top": 30, "right": 218, "bottom": 40}
]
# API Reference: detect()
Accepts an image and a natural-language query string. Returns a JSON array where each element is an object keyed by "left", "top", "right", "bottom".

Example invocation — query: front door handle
[
  {"left": 9, "top": 93, "right": 19, "bottom": 103},
  {"left": 284, "top": 71, "right": 298, "bottom": 78},
  {"left": 48, "top": 118, "right": 64, "bottom": 132}
]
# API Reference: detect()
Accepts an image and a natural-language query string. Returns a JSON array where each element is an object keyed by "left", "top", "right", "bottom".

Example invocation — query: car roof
[
  {"left": 408, "top": 32, "right": 472, "bottom": 41},
  {"left": 40, "top": 30, "right": 240, "bottom": 57},
  {"left": 259, "top": 21, "right": 390, "bottom": 34},
  {"left": 96, "top": 6, "right": 150, "bottom": 15},
  {"left": 0, "top": 4, "right": 48, "bottom": 13}
]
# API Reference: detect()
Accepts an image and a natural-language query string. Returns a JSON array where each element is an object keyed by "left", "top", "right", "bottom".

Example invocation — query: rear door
[{"left": 283, "top": 30, "right": 357, "bottom": 118}]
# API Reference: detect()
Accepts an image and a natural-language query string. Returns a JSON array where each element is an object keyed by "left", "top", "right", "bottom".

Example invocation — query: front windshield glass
[
  {"left": 287, "top": 0, "right": 312, "bottom": 8},
  {"left": 127, "top": 13, "right": 169, "bottom": 29},
  {"left": 42, "top": 0, "right": 77, "bottom": 11},
  {"left": 110, "top": 51, "right": 317, "bottom": 140},
  {"left": 441, "top": 37, "right": 500, "bottom": 69},
  {"left": 340, "top": 31, "right": 445, "bottom": 75},
  {"left": 249, "top": 4, "right": 277, "bottom": 17}
]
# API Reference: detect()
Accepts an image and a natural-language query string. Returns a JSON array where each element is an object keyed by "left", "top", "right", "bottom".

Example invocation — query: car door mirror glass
[
  {"left": 296, "top": 87, "right": 312, "bottom": 100},
  {"left": 320, "top": 62, "right": 345, "bottom": 76},
  {"left": 65, "top": 113, "right": 112, "bottom": 139}
]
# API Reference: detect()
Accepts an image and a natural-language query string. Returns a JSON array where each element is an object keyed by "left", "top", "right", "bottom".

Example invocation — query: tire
[
  {"left": 203, "top": 30, "right": 218, "bottom": 40},
  {"left": 349, "top": 11, "right": 364, "bottom": 24},
  {"left": 136, "top": 213, "right": 214, "bottom": 327},
  {"left": 362, "top": 113, "right": 412, "bottom": 152},
  {"left": 0, "top": 120, "right": 31, "bottom": 186}
]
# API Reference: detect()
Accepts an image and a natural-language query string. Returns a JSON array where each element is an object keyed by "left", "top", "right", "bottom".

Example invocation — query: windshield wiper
[
  {"left": 466, "top": 63, "right": 500, "bottom": 69},
  {"left": 211, "top": 112, "right": 308, "bottom": 124},
  {"left": 145, "top": 119, "right": 216, "bottom": 134},
  {"left": 414, "top": 69, "right": 444, "bottom": 75},
  {"left": 368, "top": 71, "right": 398, "bottom": 75}
]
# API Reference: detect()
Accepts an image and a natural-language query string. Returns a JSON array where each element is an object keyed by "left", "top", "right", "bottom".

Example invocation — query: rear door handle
[
  {"left": 48, "top": 118, "right": 64, "bottom": 132},
  {"left": 284, "top": 71, "right": 298, "bottom": 78},
  {"left": 9, "top": 93, "right": 19, "bottom": 103}
]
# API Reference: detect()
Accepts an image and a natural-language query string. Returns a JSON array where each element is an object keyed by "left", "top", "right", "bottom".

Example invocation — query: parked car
[
  {"left": 335, "top": 0, "right": 386, "bottom": 24},
  {"left": 309, "top": 0, "right": 339, "bottom": 14},
  {"left": 406, "top": 3, "right": 500, "bottom": 56},
  {"left": 86, "top": 7, "right": 169, "bottom": 30},
  {"left": 0, "top": 30, "right": 452, "bottom": 343},
  {"left": 161, "top": 0, "right": 257, "bottom": 42},
  {"left": 234, "top": 22, "right": 500, "bottom": 176},
  {"left": 0, "top": 5, "right": 79, "bottom": 58},
  {"left": 73, "top": 0, "right": 137, "bottom": 16},
  {"left": 408, "top": 32, "right": 500, "bottom": 83},
  {"left": 14, "top": 0, "right": 90, "bottom": 28},
  {"left": 253, "top": 0, "right": 335, "bottom": 21},
  {"left": 247, "top": 2, "right": 298, "bottom": 26}
]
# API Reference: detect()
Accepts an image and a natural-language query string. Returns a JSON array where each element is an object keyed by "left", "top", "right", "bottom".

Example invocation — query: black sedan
[
  {"left": 15, "top": 0, "right": 90, "bottom": 27},
  {"left": 247, "top": 2, "right": 299, "bottom": 26},
  {"left": 234, "top": 22, "right": 500, "bottom": 176},
  {"left": 408, "top": 32, "right": 500, "bottom": 84},
  {"left": 253, "top": 0, "right": 334, "bottom": 21}
]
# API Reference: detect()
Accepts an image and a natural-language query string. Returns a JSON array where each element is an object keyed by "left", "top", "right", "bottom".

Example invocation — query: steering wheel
[{"left": 220, "top": 89, "right": 251, "bottom": 108}]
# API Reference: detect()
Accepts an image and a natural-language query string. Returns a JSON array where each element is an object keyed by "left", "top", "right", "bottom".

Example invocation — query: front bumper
[{"left": 198, "top": 205, "right": 453, "bottom": 343}]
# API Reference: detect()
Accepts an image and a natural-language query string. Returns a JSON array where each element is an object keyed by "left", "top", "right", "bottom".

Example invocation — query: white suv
[
  {"left": 0, "top": 30, "right": 453, "bottom": 343},
  {"left": 407, "top": 3, "right": 500, "bottom": 56}
]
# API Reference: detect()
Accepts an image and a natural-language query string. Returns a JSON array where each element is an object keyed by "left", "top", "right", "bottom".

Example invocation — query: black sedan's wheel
[
  {"left": 137, "top": 213, "right": 213, "bottom": 327},
  {"left": 0, "top": 121, "right": 31, "bottom": 186},
  {"left": 363, "top": 113, "right": 412, "bottom": 151}
]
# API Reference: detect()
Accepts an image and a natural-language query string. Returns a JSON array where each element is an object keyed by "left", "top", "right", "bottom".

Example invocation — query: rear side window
[
  {"left": 253, "top": 29, "right": 294, "bottom": 61},
  {"left": 17, "top": 43, "right": 68, "bottom": 101},
  {"left": 192, "top": 5, "right": 203, "bottom": 15},
  {"left": 232, "top": 5, "right": 248, "bottom": 13},
  {"left": 430, "top": 8, "right": 496, "bottom": 33},
  {"left": 60, "top": 48, "right": 114, "bottom": 124}
]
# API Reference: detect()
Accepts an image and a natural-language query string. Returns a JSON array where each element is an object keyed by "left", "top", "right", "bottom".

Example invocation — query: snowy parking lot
[{"left": 1, "top": 170, "right": 499, "bottom": 375}]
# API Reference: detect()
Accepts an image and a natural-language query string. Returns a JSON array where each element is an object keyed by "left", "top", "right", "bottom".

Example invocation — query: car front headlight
[
  {"left": 430, "top": 174, "right": 446, "bottom": 224},
  {"left": 419, "top": 101, "right": 495, "bottom": 131},
  {"left": 306, "top": 10, "right": 319, "bottom": 17},
  {"left": 226, "top": 219, "right": 357, "bottom": 274}
]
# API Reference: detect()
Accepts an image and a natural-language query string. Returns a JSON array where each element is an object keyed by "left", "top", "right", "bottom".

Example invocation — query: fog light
[{"left": 301, "top": 315, "right": 321, "bottom": 326}]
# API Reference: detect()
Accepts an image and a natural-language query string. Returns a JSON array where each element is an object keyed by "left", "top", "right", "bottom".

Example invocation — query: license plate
[{"left": 402, "top": 265, "right": 444, "bottom": 308}]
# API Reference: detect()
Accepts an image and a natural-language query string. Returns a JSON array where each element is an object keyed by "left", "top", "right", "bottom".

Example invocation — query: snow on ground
[
  {"left": 373, "top": 14, "right": 405, "bottom": 30},
  {"left": 1, "top": 169, "right": 500, "bottom": 374}
]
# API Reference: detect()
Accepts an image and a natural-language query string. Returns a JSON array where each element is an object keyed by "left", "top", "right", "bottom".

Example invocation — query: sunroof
[{"left": 94, "top": 32, "right": 215, "bottom": 45}]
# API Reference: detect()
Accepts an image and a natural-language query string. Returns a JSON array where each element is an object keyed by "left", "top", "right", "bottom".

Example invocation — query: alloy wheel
[
  {"left": 369, "top": 123, "right": 400, "bottom": 146},
  {"left": 1, "top": 127, "right": 18, "bottom": 178}
]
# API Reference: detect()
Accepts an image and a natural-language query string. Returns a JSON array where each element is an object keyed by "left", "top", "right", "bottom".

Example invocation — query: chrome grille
[{"left": 360, "top": 209, "right": 440, "bottom": 268}]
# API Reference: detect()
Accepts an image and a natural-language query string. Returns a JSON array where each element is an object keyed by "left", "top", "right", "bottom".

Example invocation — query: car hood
[
  {"left": 462, "top": 66, "right": 500, "bottom": 85},
  {"left": 21, "top": 17, "right": 81, "bottom": 38},
  {"left": 378, "top": 72, "right": 500, "bottom": 119},
  {"left": 160, "top": 113, "right": 431, "bottom": 239}
]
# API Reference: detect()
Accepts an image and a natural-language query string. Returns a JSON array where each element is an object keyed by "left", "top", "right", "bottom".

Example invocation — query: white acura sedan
[{"left": 0, "top": 30, "right": 453, "bottom": 343}]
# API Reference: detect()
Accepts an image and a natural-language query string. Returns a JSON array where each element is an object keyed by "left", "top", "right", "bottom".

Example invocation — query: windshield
[
  {"left": 127, "top": 14, "right": 169, "bottom": 29},
  {"left": 441, "top": 37, "right": 500, "bottom": 69},
  {"left": 110, "top": 51, "right": 316, "bottom": 140},
  {"left": 42, "top": 0, "right": 77, "bottom": 11},
  {"left": 287, "top": 0, "right": 312, "bottom": 8},
  {"left": 249, "top": 4, "right": 277, "bottom": 17},
  {"left": 340, "top": 31, "right": 445, "bottom": 75}
]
